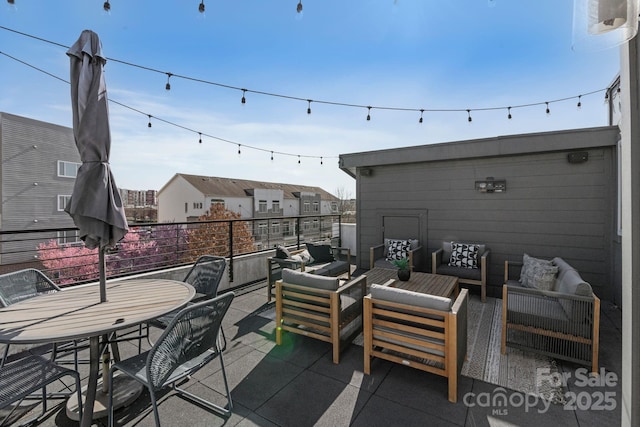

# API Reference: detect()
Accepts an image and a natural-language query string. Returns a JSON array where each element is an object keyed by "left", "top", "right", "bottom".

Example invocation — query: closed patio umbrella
[{"left": 65, "top": 29, "right": 128, "bottom": 302}]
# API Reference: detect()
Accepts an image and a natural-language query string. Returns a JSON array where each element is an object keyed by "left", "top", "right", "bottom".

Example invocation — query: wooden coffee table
[{"left": 366, "top": 267, "right": 459, "bottom": 298}]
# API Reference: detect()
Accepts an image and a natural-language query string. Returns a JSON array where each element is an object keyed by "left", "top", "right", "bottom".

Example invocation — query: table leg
[{"left": 80, "top": 336, "right": 100, "bottom": 427}]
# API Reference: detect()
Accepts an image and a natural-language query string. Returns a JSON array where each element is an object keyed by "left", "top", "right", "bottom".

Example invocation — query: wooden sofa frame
[
  {"left": 363, "top": 286, "right": 469, "bottom": 403},
  {"left": 275, "top": 273, "right": 366, "bottom": 364}
]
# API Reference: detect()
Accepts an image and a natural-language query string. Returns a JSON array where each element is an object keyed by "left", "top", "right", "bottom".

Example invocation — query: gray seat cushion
[
  {"left": 370, "top": 283, "right": 452, "bottom": 312},
  {"left": 282, "top": 268, "right": 339, "bottom": 291},
  {"left": 314, "top": 260, "right": 349, "bottom": 277},
  {"left": 435, "top": 264, "right": 481, "bottom": 281}
]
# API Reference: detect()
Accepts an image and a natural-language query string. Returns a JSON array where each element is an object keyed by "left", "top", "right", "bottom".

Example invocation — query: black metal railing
[{"left": 0, "top": 214, "right": 342, "bottom": 287}]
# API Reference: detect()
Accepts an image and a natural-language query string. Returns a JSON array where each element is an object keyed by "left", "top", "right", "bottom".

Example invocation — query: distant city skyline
[{"left": 0, "top": 1, "right": 620, "bottom": 197}]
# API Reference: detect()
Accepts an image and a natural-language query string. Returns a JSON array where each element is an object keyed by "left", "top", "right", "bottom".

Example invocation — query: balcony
[
  {"left": 0, "top": 274, "right": 621, "bottom": 426},
  {"left": 0, "top": 222, "right": 622, "bottom": 426}
]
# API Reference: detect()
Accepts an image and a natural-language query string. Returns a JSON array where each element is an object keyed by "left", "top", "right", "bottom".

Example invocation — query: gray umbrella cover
[{"left": 65, "top": 30, "right": 128, "bottom": 250}]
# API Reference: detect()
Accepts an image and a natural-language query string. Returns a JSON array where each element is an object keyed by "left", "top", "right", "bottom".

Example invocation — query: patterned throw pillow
[
  {"left": 448, "top": 242, "right": 479, "bottom": 269},
  {"left": 519, "top": 253, "right": 553, "bottom": 288},
  {"left": 385, "top": 239, "right": 411, "bottom": 261},
  {"left": 527, "top": 263, "right": 559, "bottom": 291}
]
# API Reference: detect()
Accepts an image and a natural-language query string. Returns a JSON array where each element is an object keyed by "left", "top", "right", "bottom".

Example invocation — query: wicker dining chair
[
  {"left": 146, "top": 255, "right": 228, "bottom": 350},
  {"left": 0, "top": 354, "right": 83, "bottom": 426},
  {"left": 108, "top": 292, "right": 235, "bottom": 427}
]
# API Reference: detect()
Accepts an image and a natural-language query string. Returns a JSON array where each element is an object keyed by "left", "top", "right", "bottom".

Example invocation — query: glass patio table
[{"left": 0, "top": 278, "right": 194, "bottom": 427}]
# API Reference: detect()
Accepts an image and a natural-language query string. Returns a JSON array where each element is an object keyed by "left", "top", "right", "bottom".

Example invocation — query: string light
[
  {"left": 366, "top": 106, "right": 371, "bottom": 121},
  {"left": 147, "top": 115, "right": 152, "bottom": 128},
  {"left": 241, "top": 89, "right": 246, "bottom": 104},
  {"left": 467, "top": 109, "right": 472, "bottom": 123},
  {"left": 298, "top": 155, "right": 301, "bottom": 164},
  {"left": 604, "top": 92, "right": 610, "bottom": 103},
  {"left": 545, "top": 102, "right": 550, "bottom": 115},
  {"left": 577, "top": 95, "right": 582, "bottom": 109},
  {"left": 103, "top": 1, "right": 110, "bottom": 12},
  {"left": 297, "top": 1, "right": 303, "bottom": 13},
  {"left": 419, "top": 109, "right": 424, "bottom": 124},
  {"left": 199, "top": 132, "right": 202, "bottom": 144},
  {"left": 320, "top": 157, "right": 323, "bottom": 165},
  {"left": 7, "top": 0, "right": 15, "bottom": 4},
  {"left": 270, "top": 151, "right": 274, "bottom": 161},
  {"left": 198, "top": 1, "right": 205, "bottom": 13},
  {"left": 507, "top": 106, "right": 512, "bottom": 120},
  {"left": 165, "top": 73, "right": 172, "bottom": 91},
  {"left": 237, "top": 144, "right": 241, "bottom": 155},
  {"left": 307, "top": 99, "right": 312, "bottom": 115}
]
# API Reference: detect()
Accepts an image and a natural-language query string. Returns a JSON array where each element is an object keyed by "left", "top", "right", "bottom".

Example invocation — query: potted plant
[{"left": 391, "top": 257, "right": 411, "bottom": 281}]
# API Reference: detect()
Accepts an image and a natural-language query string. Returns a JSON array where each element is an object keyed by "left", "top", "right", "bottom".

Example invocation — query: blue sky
[{"left": 0, "top": 1, "right": 620, "bottom": 197}]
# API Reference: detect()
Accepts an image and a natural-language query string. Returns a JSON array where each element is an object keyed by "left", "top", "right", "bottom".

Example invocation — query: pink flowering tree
[{"left": 37, "top": 224, "right": 190, "bottom": 285}]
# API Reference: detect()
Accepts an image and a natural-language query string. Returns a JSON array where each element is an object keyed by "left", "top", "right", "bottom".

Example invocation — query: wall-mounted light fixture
[{"left": 475, "top": 177, "right": 506, "bottom": 193}]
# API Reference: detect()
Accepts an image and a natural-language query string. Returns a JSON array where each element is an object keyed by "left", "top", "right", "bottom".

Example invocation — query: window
[
  {"left": 57, "top": 230, "right": 80, "bottom": 245},
  {"left": 259, "top": 200, "right": 267, "bottom": 213},
  {"left": 331, "top": 202, "right": 338, "bottom": 212},
  {"left": 57, "top": 195, "right": 71, "bottom": 211},
  {"left": 258, "top": 222, "right": 268, "bottom": 235},
  {"left": 271, "top": 222, "right": 280, "bottom": 234},
  {"left": 312, "top": 219, "right": 319, "bottom": 229},
  {"left": 272, "top": 200, "right": 280, "bottom": 212},
  {"left": 282, "top": 221, "right": 291, "bottom": 236},
  {"left": 185, "top": 202, "right": 188, "bottom": 213},
  {"left": 193, "top": 202, "right": 203, "bottom": 209},
  {"left": 303, "top": 201, "right": 310, "bottom": 212},
  {"left": 303, "top": 220, "right": 310, "bottom": 230},
  {"left": 57, "top": 161, "right": 81, "bottom": 178},
  {"left": 312, "top": 201, "right": 319, "bottom": 212}
]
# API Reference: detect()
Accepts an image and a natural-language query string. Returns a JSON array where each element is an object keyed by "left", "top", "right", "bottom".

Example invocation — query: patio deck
[{"left": 4, "top": 279, "right": 622, "bottom": 427}]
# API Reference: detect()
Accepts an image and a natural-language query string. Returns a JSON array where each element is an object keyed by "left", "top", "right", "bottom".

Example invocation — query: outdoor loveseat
[
  {"left": 266, "top": 242, "right": 351, "bottom": 302},
  {"left": 363, "top": 281, "right": 468, "bottom": 403},
  {"left": 502, "top": 255, "right": 600, "bottom": 373}
]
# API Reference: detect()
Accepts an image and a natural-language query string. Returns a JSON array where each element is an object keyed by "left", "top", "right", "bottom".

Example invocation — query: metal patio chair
[
  {"left": 0, "top": 354, "right": 83, "bottom": 426},
  {"left": 146, "top": 255, "right": 228, "bottom": 350},
  {"left": 108, "top": 292, "right": 235, "bottom": 427}
]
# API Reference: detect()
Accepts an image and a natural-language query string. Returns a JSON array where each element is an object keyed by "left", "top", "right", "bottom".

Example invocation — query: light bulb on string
[
  {"left": 320, "top": 157, "right": 323, "bottom": 165},
  {"left": 241, "top": 89, "right": 246, "bottom": 104},
  {"left": 418, "top": 109, "right": 424, "bottom": 124},
  {"left": 507, "top": 107, "right": 512, "bottom": 120},
  {"left": 270, "top": 151, "right": 274, "bottom": 161},
  {"left": 7, "top": 0, "right": 17, "bottom": 11},
  {"left": 198, "top": 1, "right": 205, "bottom": 13},
  {"left": 198, "top": 133, "right": 202, "bottom": 144},
  {"left": 103, "top": 1, "right": 110, "bottom": 13},
  {"left": 237, "top": 144, "right": 241, "bottom": 156},
  {"left": 298, "top": 155, "right": 301, "bottom": 164},
  {"left": 165, "top": 73, "right": 172, "bottom": 91},
  {"left": 366, "top": 106, "right": 371, "bottom": 121},
  {"left": 297, "top": 1, "right": 303, "bottom": 13},
  {"left": 577, "top": 95, "right": 582, "bottom": 109},
  {"left": 467, "top": 109, "right": 472, "bottom": 123},
  {"left": 147, "top": 115, "right": 152, "bottom": 128},
  {"left": 604, "top": 92, "right": 610, "bottom": 104},
  {"left": 307, "top": 100, "right": 312, "bottom": 115},
  {"left": 545, "top": 102, "right": 550, "bottom": 115}
]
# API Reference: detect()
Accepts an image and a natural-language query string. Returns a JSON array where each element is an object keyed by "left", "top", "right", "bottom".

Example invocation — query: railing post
[
  {"left": 228, "top": 220, "right": 234, "bottom": 282},
  {"left": 296, "top": 216, "right": 301, "bottom": 249},
  {"left": 338, "top": 214, "right": 342, "bottom": 247}
]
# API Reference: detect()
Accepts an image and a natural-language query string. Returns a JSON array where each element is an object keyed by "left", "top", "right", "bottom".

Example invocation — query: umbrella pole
[{"left": 99, "top": 246, "right": 107, "bottom": 303}]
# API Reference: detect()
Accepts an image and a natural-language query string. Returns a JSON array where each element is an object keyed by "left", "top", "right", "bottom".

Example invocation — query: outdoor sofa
[
  {"left": 502, "top": 255, "right": 600, "bottom": 373},
  {"left": 266, "top": 242, "right": 351, "bottom": 302}
]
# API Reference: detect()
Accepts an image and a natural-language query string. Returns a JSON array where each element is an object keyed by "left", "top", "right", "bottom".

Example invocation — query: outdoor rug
[{"left": 462, "top": 295, "right": 566, "bottom": 404}]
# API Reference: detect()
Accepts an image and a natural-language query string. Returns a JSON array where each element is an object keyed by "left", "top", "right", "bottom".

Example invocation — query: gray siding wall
[
  {"left": 356, "top": 145, "right": 617, "bottom": 301},
  {"left": 1, "top": 113, "right": 80, "bottom": 264}
]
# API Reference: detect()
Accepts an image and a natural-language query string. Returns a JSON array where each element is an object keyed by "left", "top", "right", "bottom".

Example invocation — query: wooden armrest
[
  {"left": 504, "top": 260, "right": 523, "bottom": 283},
  {"left": 337, "top": 275, "right": 367, "bottom": 294}
]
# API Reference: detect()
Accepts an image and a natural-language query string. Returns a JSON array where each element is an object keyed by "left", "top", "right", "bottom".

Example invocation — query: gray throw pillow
[
  {"left": 520, "top": 253, "right": 552, "bottom": 288},
  {"left": 528, "top": 263, "right": 559, "bottom": 291},
  {"left": 275, "top": 245, "right": 291, "bottom": 259}
]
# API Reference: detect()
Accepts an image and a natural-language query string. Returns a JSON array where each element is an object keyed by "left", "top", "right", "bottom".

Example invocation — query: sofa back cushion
[
  {"left": 282, "top": 268, "right": 339, "bottom": 291},
  {"left": 305, "top": 242, "right": 334, "bottom": 263},
  {"left": 370, "top": 283, "right": 452, "bottom": 312},
  {"left": 554, "top": 265, "right": 593, "bottom": 297}
]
